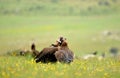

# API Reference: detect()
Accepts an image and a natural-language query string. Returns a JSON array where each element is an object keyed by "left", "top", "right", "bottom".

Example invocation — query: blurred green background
[{"left": 0, "top": 0, "right": 120, "bottom": 56}]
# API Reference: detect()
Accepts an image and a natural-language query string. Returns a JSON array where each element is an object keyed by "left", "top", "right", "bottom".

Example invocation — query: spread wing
[{"left": 35, "top": 47, "right": 58, "bottom": 63}]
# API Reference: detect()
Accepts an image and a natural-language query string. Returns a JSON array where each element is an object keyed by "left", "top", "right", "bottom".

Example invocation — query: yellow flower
[{"left": 104, "top": 73, "right": 110, "bottom": 78}]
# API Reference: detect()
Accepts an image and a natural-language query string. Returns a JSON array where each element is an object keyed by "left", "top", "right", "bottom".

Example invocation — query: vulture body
[
  {"left": 33, "top": 37, "right": 74, "bottom": 63},
  {"left": 35, "top": 47, "right": 58, "bottom": 63},
  {"left": 55, "top": 41, "right": 74, "bottom": 63}
]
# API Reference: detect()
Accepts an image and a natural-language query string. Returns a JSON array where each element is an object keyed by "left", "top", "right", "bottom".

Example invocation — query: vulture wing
[{"left": 35, "top": 47, "right": 58, "bottom": 63}]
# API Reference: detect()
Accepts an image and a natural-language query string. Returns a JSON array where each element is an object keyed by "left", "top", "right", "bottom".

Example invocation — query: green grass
[
  {"left": 0, "top": 1, "right": 120, "bottom": 78},
  {"left": 0, "top": 56, "right": 120, "bottom": 78},
  {"left": 0, "top": 0, "right": 120, "bottom": 16},
  {"left": 0, "top": 14, "right": 120, "bottom": 55}
]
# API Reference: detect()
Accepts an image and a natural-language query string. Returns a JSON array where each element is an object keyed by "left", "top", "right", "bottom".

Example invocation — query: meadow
[
  {"left": 0, "top": 0, "right": 120, "bottom": 78},
  {"left": 0, "top": 14, "right": 120, "bottom": 78},
  {"left": 0, "top": 56, "right": 120, "bottom": 78},
  {"left": 0, "top": 15, "right": 120, "bottom": 55}
]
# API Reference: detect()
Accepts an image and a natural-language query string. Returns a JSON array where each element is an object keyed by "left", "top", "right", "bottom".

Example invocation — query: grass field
[
  {"left": 0, "top": 56, "right": 120, "bottom": 78},
  {"left": 0, "top": 14, "right": 120, "bottom": 55},
  {"left": 0, "top": 0, "right": 120, "bottom": 78},
  {"left": 0, "top": 14, "right": 120, "bottom": 78},
  {"left": 0, "top": 0, "right": 120, "bottom": 16}
]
